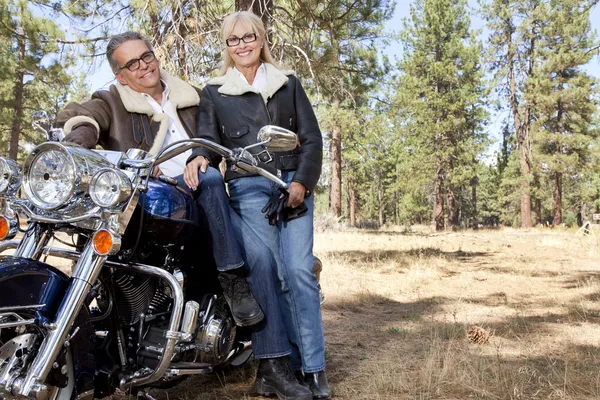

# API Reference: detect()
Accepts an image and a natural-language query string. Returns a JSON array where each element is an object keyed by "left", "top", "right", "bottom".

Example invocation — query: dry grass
[{"left": 132, "top": 227, "right": 600, "bottom": 398}]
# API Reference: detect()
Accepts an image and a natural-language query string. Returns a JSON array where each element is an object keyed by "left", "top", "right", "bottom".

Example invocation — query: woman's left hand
[{"left": 287, "top": 181, "right": 306, "bottom": 208}]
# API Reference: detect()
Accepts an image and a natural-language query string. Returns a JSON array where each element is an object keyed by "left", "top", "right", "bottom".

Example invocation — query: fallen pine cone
[{"left": 467, "top": 326, "right": 489, "bottom": 344}]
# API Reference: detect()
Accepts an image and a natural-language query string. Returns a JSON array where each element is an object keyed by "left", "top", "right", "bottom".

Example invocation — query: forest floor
[{"left": 149, "top": 225, "right": 600, "bottom": 399}]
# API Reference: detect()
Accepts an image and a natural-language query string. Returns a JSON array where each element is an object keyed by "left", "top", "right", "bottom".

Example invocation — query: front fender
[
  {"left": 0, "top": 256, "right": 96, "bottom": 399},
  {"left": 0, "top": 255, "right": 69, "bottom": 317}
]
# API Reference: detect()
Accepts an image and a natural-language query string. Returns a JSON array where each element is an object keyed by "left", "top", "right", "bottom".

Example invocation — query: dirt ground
[{"left": 147, "top": 226, "right": 600, "bottom": 400}]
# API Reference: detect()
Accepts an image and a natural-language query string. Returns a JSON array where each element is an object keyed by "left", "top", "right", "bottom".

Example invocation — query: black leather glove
[{"left": 261, "top": 189, "right": 308, "bottom": 226}]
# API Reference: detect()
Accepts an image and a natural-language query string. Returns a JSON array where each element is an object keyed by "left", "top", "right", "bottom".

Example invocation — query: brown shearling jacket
[{"left": 57, "top": 71, "right": 201, "bottom": 154}]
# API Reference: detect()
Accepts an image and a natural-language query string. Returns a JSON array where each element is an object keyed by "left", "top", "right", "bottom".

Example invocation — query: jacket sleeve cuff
[
  {"left": 187, "top": 148, "right": 219, "bottom": 165},
  {"left": 292, "top": 174, "right": 318, "bottom": 196},
  {"left": 63, "top": 116, "right": 100, "bottom": 138}
]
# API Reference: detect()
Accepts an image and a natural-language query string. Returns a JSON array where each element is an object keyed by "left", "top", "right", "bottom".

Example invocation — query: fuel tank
[{"left": 124, "top": 179, "right": 198, "bottom": 246}]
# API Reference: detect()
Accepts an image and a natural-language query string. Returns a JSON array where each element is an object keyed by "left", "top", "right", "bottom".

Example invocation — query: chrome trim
[
  {"left": 0, "top": 316, "right": 35, "bottom": 329},
  {"left": 116, "top": 262, "right": 184, "bottom": 391},
  {"left": 14, "top": 223, "right": 49, "bottom": 259},
  {"left": 18, "top": 244, "right": 106, "bottom": 397},
  {"left": 180, "top": 301, "right": 199, "bottom": 342},
  {"left": 173, "top": 267, "right": 184, "bottom": 289},
  {"left": 0, "top": 239, "right": 18, "bottom": 253},
  {"left": 0, "top": 304, "right": 45, "bottom": 313},
  {"left": 0, "top": 158, "right": 23, "bottom": 196},
  {"left": 12, "top": 200, "right": 101, "bottom": 224},
  {"left": 163, "top": 367, "right": 212, "bottom": 377},
  {"left": 257, "top": 125, "right": 298, "bottom": 152}
]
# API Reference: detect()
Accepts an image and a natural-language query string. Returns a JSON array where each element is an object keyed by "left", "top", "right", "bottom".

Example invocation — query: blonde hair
[{"left": 219, "top": 11, "right": 278, "bottom": 75}]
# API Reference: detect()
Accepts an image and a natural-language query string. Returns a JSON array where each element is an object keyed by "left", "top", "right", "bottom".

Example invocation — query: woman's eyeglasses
[
  {"left": 226, "top": 33, "right": 258, "bottom": 47},
  {"left": 120, "top": 51, "right": 156, "bottom": 72}
]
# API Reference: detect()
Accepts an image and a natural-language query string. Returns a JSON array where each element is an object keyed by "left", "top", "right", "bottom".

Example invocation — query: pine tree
[
  {"left": 0, "top": 0, "right": 79, "bottom": 160},
  {"left": 528, "top": 0, "right": 597, "bottom": 225},
  {"left": 396, "top": 0, "right": 487, "bottom": 231}
]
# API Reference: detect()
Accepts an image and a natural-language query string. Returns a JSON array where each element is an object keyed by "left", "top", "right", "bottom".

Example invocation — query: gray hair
[{"left": 106, "top": 31, "right": 153, "bottom": 73}]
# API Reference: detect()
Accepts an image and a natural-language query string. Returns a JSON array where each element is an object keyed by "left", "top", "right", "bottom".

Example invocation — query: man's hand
[
  {"left": 152, "top": 166, "right": 163, "bottom": 178},
  {"left": 183, "top": 156, "right": 210, "bottom": 190},
  {"left": 287, "top": 181, "right": 306, "bottom": 208}
]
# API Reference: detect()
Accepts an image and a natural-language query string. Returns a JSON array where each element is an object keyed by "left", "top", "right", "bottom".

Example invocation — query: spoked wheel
[{"left": 0, "top": 312, "right": 74, "bottom": 400}]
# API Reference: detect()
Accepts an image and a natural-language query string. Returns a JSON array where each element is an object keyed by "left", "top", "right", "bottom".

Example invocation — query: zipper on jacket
[
  {"left": 262, "top": 96, "right": 272, "bottom": 123},
  {"left": 220, "top": 94, "right": 249, "bottom": 103},
  {"left": 289, "top": 117, "right": 293, "bottom": 129}
]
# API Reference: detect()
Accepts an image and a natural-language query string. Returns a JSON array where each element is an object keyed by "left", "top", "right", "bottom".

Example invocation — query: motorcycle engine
[
  {"left": 138, "top": 296, "right": 236, "bottom": 369},
  {"left": 193, "top": 296, "right": 237, "bottom": 365}
]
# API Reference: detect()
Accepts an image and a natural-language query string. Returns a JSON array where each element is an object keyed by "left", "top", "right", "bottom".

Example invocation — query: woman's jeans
[
  {"left": 175, "top": 167, "right": 290, "bottom": 359},
  {"left": 228, "top": 171, "right": 325, "bottom": 373}
]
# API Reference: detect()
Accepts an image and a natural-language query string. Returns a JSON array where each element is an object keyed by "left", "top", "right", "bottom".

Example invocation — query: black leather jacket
[{"left": 190, "top": 67, "right": 323, "bottom": 193}]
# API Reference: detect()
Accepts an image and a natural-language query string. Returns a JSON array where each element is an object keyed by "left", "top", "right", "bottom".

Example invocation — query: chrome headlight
[
  {"left": 90, "top": 169, "right": 132, "bottom": 209},
  {"left": 23, "top": 142, "right": 114, "bottom": 210},
  {"left": 0, "top": 158, "right": 22, "bottom": 196}
]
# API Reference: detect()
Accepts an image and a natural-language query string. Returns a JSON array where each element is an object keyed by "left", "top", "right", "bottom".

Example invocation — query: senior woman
[{"left": 184, "top": 11, "right": 329, "bottom": 400}]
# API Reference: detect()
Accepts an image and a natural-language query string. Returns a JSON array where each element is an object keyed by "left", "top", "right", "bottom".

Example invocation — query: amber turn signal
[
  {"left": 0, "top": 217, "right": 8, "bottom": 240},
  {"left": 92, "top": 230, "right": 113, "bottom": 255}
]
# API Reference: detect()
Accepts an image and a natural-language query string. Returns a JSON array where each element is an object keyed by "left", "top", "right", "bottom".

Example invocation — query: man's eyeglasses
[
  {"left": 226, "top": 33, "right": 258, "bottom": 47},
  {"left": 120, "top": 51, "right": 156, "bottom": 72}
]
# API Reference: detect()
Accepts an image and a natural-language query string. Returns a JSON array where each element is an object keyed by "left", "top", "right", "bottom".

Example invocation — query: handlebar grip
[{"left": 256, "top": 161, "right": 280, "bottom": 177}]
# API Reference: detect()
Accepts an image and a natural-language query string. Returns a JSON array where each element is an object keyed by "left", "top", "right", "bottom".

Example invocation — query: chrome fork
[
  {"left": 13, "top": 223, "right": 50, "bottom": 259},
  {"left": 16, "top": 243, "right": 106, "bottom": 398}
]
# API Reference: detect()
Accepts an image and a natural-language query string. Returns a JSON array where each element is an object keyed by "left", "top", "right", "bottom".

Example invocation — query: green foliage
[
  {"left": 392, "top": 0, "right": 488, "bottom": 229},
  {"left": 0, "top": 0, "right": 84, "bottom": 159}
]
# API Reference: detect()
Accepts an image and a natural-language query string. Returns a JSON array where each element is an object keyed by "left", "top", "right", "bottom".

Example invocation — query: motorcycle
[{"left": 0, "top": 120, "right": 298, "bottom": 400}]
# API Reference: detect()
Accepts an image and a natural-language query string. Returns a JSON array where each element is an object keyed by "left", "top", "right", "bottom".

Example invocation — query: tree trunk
[
  {"left": 349, "top": 181, "right": 357, "bottom": 227},
  {"left": 507, "top": 8, "right": 533, "bottom": 228},
  {"left": 377, "top": 172, "right": 384, "bottom": 227},
  {"left": 9, "top": 22, "right": 26, "bottom": 161},
  {"left": 535, "top": 198, "right": 542, "bottom": 226},
  {"left": 434, "top": 156, "right": 444, "bottom": 231},
  {"left": 329, "top": 97, "right": 342, "bottom": 217},
  {"left": 446, "top": 160, "right": 455, "bottom": 230},
  {"left": 553, "top": 97, "right": 565, "bottom": 226},
  {"left": 553, "top": 173, "right": 562, "bottom": 226},
  {"left": 175, "top": 3, "right": 189, "bottom": 80},
  {"left": 471, "top": 176, "right": 478, "bottom": 230}
]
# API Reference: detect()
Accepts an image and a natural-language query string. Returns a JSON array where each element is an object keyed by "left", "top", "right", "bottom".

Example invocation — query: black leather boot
[
  {"left": 295, "top": 370, "right": 306, "bottom": 386},
  {"left": 304, "top": 370, "right": 331, "bottom": 399},
  {"left": 254, "top": 357, "right": 313, "bottom": 400},
  {"left": 217, "top": 269, "right": 264, "bottom": 326}
]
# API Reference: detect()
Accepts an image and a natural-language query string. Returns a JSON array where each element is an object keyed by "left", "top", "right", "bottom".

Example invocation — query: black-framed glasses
[
  {"left": 226, "top": 33, "right": 258, "bottom": 47},
  {"left": 120, "top": 51, "right": 156, "bottom": 72}
]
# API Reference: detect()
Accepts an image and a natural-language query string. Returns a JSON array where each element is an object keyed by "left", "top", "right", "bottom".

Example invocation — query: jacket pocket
[{"left": 228, "top": 126, "right": 249, "bottom": 139}]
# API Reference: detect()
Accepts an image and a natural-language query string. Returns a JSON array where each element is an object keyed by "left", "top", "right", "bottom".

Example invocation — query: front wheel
[{"left": 0, "top": 311, "right": 74, "bottom": 400}]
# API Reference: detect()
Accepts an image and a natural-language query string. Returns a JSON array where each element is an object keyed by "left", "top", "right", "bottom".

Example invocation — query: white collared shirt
[
  {"left": 141, "top": 81, "right": 192, "bottom": 177},
  {"left": 234, "top": 63, "right": 267, "bottom": 92}
]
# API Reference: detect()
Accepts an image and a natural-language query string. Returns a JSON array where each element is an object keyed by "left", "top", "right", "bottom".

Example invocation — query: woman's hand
[
  {"left": 287, "top": 181, "right": 306, "bottom": 208},
  {"left": 183, "top": 156, "right": 210, "bottom": 190}
]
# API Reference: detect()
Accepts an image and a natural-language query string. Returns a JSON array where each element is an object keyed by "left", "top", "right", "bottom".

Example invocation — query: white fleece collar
[
  {"left": 208, "top": 63, "right": 294, "bottom": 103},
  {"left": 114, "top": 70, "right": 199, "bottom": 115}
]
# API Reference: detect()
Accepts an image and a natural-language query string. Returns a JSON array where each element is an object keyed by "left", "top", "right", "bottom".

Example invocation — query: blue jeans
[
  {"left": 228, "top": 171, "right": 325, "bottom": 373},
  {"left": 175, "top": 167, "right": 290, "bottom": 359}
]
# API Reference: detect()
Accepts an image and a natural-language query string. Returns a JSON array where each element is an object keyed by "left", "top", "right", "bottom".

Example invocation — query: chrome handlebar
[{"left": 121, "top": 138, "right": 289, "bottom": 189}]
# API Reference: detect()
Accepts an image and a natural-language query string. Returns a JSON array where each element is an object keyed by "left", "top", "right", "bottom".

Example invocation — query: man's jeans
[
  {"left": 228, "top": 171, "right": 325, "bottom": 373},
  {"left": 175, "top": 167, "right": 290, "bottom": 359}
]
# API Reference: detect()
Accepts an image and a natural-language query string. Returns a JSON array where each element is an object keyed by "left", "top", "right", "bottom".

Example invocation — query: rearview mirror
[
  {"left": 257, "top": 126, "right": 298, "bottom": 152},
  {"left": 32, "top": 110, "right": 50, "bottom": 134}
]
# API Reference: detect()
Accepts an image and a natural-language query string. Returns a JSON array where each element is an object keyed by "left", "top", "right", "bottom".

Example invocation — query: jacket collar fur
[
  {"left": 114, "top": 70, "right": 200, "bottom": 115},
  {"left": 208, "top": 63, "right": 294, "bottom": 103},
  {"left": 113, "top": 70, "right": 199, "bottom": 155}
]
